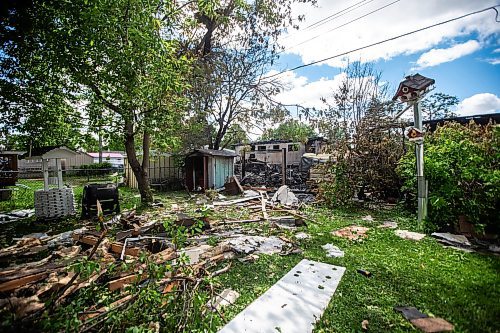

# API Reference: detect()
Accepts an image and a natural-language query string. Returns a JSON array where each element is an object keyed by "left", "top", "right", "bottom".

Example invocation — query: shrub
[
  {"left": 397, "top": 122, "right": 499, "bottom": 233},
  {"left": 320, "top": 106, "right": 404, "bottom": 206}
]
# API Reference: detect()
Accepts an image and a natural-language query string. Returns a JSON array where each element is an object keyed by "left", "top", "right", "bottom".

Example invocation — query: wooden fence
[{"left": 124, "top": 154, "right": 184, "bottom": 190}]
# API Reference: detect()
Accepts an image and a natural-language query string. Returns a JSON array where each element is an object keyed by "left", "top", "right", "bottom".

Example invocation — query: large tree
[
  {"left": 421, "top": 92, "right": 459, "bottom": 121},
  {"left": 260, "top": 119, "right": 317, "bottom": 143},
  {"left": 1, "top": 0, "right": 313, "bottom": 202}
]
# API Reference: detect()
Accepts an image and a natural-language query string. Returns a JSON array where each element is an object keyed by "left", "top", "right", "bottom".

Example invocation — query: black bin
[{"left": 81, "top": 183, "right": 120, "bottom": 218}]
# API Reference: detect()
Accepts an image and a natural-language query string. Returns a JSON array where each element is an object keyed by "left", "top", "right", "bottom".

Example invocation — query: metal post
[
  {"left": 55, "top": 158, "right": 63, "bottom": 189},
  {"left": 42, "top": 158, "right": 49, "bottom": 191},
  {"left": 413, "top": 101, "right": 427, "bottom": 225},
  {"left": 282, "top": 148, "right": 287, "bottom": 186}
]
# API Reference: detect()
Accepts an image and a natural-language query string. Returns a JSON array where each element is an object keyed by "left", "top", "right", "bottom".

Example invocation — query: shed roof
[
  {"left": 187, "top": 149, "right": 238, "bottom": 158},
  {"left": 22, "top": 146, "right": 77, "bottom": 160}
]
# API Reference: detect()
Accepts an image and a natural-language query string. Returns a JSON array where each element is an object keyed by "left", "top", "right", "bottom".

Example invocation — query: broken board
[{"left": 218, "top": 259, "right": 345, "bottom": 333}]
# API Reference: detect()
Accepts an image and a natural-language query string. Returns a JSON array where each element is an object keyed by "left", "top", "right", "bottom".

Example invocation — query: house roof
[
  {"left": 88, "top": 152, "right": 124, "bottom": 159},
  {"left": 187, "top": 149, "right": 238, "bottom": 158},
  {"left": 22, "top": 146, "right": 77, "bottom": 160}
]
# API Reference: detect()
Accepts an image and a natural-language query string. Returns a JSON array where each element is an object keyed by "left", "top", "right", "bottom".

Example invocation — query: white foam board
[{"left": 218, "top": 259, "right": 345, "bottom": 333}]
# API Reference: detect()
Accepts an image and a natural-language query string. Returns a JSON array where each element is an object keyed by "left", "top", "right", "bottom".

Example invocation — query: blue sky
[{"left": 268, "top": 0, "right": 500, "bottom": 117}]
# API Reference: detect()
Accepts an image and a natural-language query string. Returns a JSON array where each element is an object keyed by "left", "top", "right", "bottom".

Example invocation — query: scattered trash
[
  {"left": 322, "top": 244, "right": 344, "bottom": 258},
  {"left": 226, "top": 236, "right": 287, "bottom": 255},
  {"left": 394, "top": 306, "right": 428, "bottom": 320},
  {"left": 378, "top": 221, "right": 398, "bottom": 229},
  {"left": 0, "top": 209, "right": 35, "bottom": 224},
  {"left": 332, "top": 226, "right": 370, "bottom": 241},
  {"left": 431, "top": 232, "right": 471, "bottom": 247},
  {"left": 271, "top": 185, "right": 299, "bottom": 206},
  {"left": 361, "top": 319, "right": 369, "bottom": 330},
  {"left": 410, "top": 317, "right": 454, "bottom": 332},
  {"left": 395, "top": 306, "right": 454, "bottom": 332},
  {"left": 395, "top": 230, "right": 425, "bottom": 241},
  {"left": 362, "top": 215, "right": 374, "bottom": 222},
  {"left": 207, "top": 288, "right": 240, "bottom": 311},
  {"left": 295, "top": 232, "right": 310, "bottom": 240},
  {"left": 488, "top": 244, "right": 500, "bottom": 253},
  {"left": 357, "top": 269, "right": 372, "bottom": 278}
]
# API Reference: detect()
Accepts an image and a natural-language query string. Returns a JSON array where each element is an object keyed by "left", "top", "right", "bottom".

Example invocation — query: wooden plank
[
  {"left": 218, "top": 259, "right": 345, "bottom": 333},
  {"left": 0, "top": 272, "right": 48, "bottom": 292}
]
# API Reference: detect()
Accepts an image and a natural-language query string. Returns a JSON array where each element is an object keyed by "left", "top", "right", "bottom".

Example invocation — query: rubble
[
  {"left": 395, "top": 230, "right": 426, "bottom": 241},
  {"left": 431, "top": 232, "right": 471, "bottom": 247},
  {"left": 332, "top": 226, "right": 370, "bottom": 241},
  {"left": 0, "top": 209, "right": 35, "bottom": 224},
  {"left": 226, "top": 235, "right": 287, "bottom": 255},
  {"left": 322, "top": 244, "right": 345, "bottom": 258},
  {"left": 271, "top": 185, "right": 299, "bottom": 206},
  {"left": 207, "top": 288, "right": 240, "bottom": 311}
]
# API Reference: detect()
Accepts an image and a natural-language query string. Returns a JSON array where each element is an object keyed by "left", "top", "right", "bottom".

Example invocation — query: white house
[{"left": 88, "top": 152, "right": 125, "bottom": 169}]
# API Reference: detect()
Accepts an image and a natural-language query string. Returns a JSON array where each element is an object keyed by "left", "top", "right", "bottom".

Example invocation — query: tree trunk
[{"left": 124, "top": 121, "right": 153, "bottom": 204}]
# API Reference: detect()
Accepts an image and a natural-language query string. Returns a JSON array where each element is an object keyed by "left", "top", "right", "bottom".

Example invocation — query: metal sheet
[{"left": 218, "top": 259, "right": 345, "bottom": 333}]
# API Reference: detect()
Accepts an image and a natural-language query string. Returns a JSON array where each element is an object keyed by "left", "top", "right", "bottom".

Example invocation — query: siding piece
[{"left": 218, "top": 259, "right": 345, "bottom": 333}]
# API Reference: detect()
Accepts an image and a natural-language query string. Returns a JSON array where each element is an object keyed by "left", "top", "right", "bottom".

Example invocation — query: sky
[{"left": 268, "top": 0, "right": 500, "bottom": 119}]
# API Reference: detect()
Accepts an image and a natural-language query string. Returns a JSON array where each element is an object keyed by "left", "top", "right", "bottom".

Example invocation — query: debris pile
[{"left": 0, "top": 189, "right": 312, "bottom": 330}]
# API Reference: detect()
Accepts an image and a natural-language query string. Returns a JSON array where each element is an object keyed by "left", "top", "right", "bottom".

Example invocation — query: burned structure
[{"left": 233, "top": 138, "right": 330, "bottom": 190}]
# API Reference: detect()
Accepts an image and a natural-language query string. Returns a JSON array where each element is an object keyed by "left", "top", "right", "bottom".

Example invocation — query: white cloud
[
  {"left": 412, "top": 40, "right": 481, "bottom": 69},
  {"left": 267, "top": 70, "right": 347, "bottom": 110},
  {"left": 485, "top": 58, "right": 500, "bottom": 65},
  {"left": 457, "top": 93, "right": 500, "bottom": 116},
  {"left": 279, "top": 0, "right": 500, "bottom": 68}
]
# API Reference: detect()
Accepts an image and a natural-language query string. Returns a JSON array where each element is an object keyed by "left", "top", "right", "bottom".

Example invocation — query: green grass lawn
[
  {"left": 1, "top": 184, "right": 499, "bottom": 332},
  {"left": 215, "top": 207, "right": 500, "bottom": 333}
]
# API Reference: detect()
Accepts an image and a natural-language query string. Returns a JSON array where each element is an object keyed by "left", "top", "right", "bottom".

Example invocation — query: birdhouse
[
  {"left": 406, "top": 127, "right": 424, "bottom": 142},
  {"left": 393, "top": 73, "right": 435, "bottom": 102}
]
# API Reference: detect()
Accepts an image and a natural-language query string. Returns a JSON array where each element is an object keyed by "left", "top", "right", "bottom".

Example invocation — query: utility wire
[
  {"left": 303, "top": 0, "right": 374, "bottom": 31},
  {"left": 283, "top": 0, "right": 401, "bottom": 53},
  {"left": 266, "top": 5, "right": 500, "bottom": 80},
  {"left": 280, "top": 0, "right": 377, "bottom": 43}
]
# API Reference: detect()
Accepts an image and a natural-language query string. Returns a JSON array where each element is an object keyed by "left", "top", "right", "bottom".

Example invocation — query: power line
[
  {"left": 283, "top": 0, "right": 401, "bottom": 53},
  {"left": 303, "top": 0, "right": 374, "bottom": 31},
  {"left": 280, "top": 0, "right": 377, "bottom": 43},
  {"left": 265, "top": 5, "right": 500, "bottom": 80}
]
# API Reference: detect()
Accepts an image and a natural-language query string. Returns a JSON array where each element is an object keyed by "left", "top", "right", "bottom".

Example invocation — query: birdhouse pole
[
  {"left": 413, "top": 101, "right": 427, "bottom": 225},
  {"left": 393, "top": 74, "right": 434, "bottom": 226}
]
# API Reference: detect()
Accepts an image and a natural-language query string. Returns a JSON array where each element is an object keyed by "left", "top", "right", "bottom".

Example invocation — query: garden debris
[
  {"left": 357, "top": 269, "right": 372, "bottom": 278},
  {"left": 410, "top": 318, "right": 454, "bottom": 333},
  {"left": 489, "top": 244, "right": 500, "bottom": 253},
  {"left": 0, "top": 209, "right": 35, "bottom": 224},
  {"left": 322, "top": 244, "right": 344, "bottom": 258},
  {"left": 295, "top": 232, "right": 310, "bottom": 240},
  {"left": 207, "top": 288, "right": 240, "bottom": 311},
  {"left": 224, "top": 176, "right": 244, "bottom": 195},
  {"left": 394, "top": 306, "right": 428, "bottom": 320},
  {"left": 395, "top": 306, "right": 454, "bottom": 332},
  {"left": 431, "top": 232, "right": 471, "bottom": 247},
  {"left": 219, "top": 259, "right": 345, "bottom": 333},
  {"left": 332, "top": 226, "right": 369, "bottom": 241},
  {"left": 271, "top": 216, "right": 305, "bottom": 229},
  {"left": 395, "top": 230, "right": 426, "bottom": 241},
  {"left": 378, "top": 220, "right": 398, "bottom": 229},
  {"left": 226, "top": 235, "right": 287, "bottom": 255},
  {"left": 271, "top": 185, "right": 299, "bottom": 206},
  {"left": 362, "top": 215, "right": 374, "bottom": 222},
  {"left": 0, "top": 295, "right": 44, "bottom": 317}
]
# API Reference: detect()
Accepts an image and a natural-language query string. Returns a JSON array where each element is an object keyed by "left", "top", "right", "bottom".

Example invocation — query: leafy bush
[
  {"left": 397, "top": 122, "right": 499, "bottom": 232},
  {"left": 320, "top": 107, "right": 404, "bottom": 206},
  {"left": 80, "top": 162, "right": 113, "bottom": 170}
]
